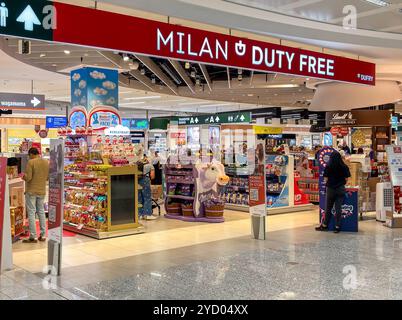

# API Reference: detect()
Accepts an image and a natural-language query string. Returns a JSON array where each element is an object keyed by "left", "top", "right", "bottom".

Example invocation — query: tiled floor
[{"left": 3, "top": 208, "right": 402, "bottom": 300}]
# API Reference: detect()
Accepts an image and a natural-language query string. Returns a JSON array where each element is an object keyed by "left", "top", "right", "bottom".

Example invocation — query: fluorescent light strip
[
  {"left": 201, "top": 103, "right": 232, "bottom": 107},
  {"left": 119, "top": 102, "right": 146, "bottom": 106},
  {"left": 178, "top": 101, "right": 211, "bottom": 106},
  {"left": 265, "top": 84, "right": 300, "bottom": 88},
  {"left": 124, "top": 96, "right": 161, "bottom": 100},
  {"left": 364, "top": 0, "right": 390, "bottom": 6}
]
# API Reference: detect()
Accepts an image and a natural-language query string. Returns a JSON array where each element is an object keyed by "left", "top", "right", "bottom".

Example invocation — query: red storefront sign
[
  {"left": 0, "top": 157, "right": 7, "bottom": 270},
  {"left": 47, "top": 3, "right": 375, "bottom": 85},
  {"left": 171, "top": 132, "right": 186, "bottom": 139}
]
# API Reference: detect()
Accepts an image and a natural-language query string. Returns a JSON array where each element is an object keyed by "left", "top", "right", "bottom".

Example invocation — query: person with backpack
[{"left": 137, "top": 156, "right": 156, "bottom": 220}]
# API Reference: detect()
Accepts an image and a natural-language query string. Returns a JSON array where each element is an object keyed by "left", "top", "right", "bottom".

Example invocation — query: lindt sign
[{"left": 327, "top": 112, "right": 357, "bottom": 126}]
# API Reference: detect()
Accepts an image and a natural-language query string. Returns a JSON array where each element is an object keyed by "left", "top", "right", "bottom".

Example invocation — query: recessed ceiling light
[
  {"left": 123, "top": 54, "right": 130, "bottom": 62},
  {"left": 185, "top": 62, "right": 190, "bottom": 69},
  {"left": 64, "top": 50, "right": 70, "bottom": 55},
  {"left": 40, "top": 53, "right": 46, "bottom": 58},
  {"left": 247, "top": 94, "right": 254, "bottom": 97},
  {"left": 52, "top": 64, "right": 57, "bottom": 67}
]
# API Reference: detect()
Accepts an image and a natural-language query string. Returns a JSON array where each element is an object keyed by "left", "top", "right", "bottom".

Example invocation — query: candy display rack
[{"left": 62, "top": 133, "right": 144, "bottom": 239}]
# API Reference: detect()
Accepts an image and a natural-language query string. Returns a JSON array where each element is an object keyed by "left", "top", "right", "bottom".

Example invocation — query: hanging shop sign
[
  {"left": 175, "top": 112, "right": 251, "bottom": 126},
  {"left": 38, "top": 129, "right": 48, "bottom": 139},
  {"left": 104, "top": 125, "right": 130, "bottom": 136},
  {"left": 46, "top": 116, "right": 68, "bottom": 129},
  {"left": 0, "top": 92, "right": 45, "bottom": 111},
  {"left": 326, "top": 110, "right": 392, "bottom": 127},
  {"left": 0, "top": 1, "right": 375, "bottom": 86},
  {"left": 253, "top": 126, "right": 283, "bottom": 135}
]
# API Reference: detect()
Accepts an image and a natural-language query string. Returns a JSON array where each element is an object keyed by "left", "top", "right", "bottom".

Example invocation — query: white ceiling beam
[
  {"left": 199, "top": 63, "right": 213, "bottom": 92},
  {"left": 169, "top": 59, "right": 195, "bottom": 94},
  {"left": 134, "top": 54, "right": 179, "bottom": 95},
  {"left": 249, "top": 70, "right": 254, "bottom": 86},
  {"left": 97, "top": 51, "right": 156, "bottom": 92},
  {"left": 279, "top": 0, "right": 324, "bottom": 11}
]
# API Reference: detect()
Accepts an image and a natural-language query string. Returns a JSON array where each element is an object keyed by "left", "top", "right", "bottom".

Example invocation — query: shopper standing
[
  {"left": 23, "top": 147, "right": 49, "bottom": 243},
  {"left": 138, "top": 157, "right": 156, "bottom": 220},
  {"left": 316, "top": 151, "right": 351, "bottom": 233}
]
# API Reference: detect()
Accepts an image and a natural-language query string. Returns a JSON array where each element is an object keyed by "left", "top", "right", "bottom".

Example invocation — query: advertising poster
[
  {"left": 71, "top": 67, "right": 119, "bottom": 110},
  {"left": 48, "top": 139, "right": 64, "bottom": 275},
  {"left": 0, "top": 157, "right": 7, "bottom": 270},
  {"left": 249, "top": 140, "right": 266, "bottom": 216},
  {"left": 266, "top": 155, "right": 289, "bottom": 208}
]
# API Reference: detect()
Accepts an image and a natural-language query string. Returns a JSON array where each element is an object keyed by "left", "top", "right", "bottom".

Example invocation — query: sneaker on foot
[
  {"left": 334, "top": 227, "right": 341, "bottom": 234},
  {"left": 315, "top": 225, "right": 328, "bottom": 232},
  {"left": 145, "top": 215, "right": 158, "bottom": 220},
  {"left": 38, "top": 236, "right": 46, "bottom": 242},
  {"left": 22, "top": 238, "right": 38, "bottom": 243}
]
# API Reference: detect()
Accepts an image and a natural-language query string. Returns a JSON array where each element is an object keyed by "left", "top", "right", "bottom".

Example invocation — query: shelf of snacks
[
  {"left": 62, "top": 129, "right": 144, "bottom": 238},
  {"left": 219, "top": 176, "right": 249, "bottom": 206},
  {"left": 165, "top": 163, "right": 197, "bottom": 220}
]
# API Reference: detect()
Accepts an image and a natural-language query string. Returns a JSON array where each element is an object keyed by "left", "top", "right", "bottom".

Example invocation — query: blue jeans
[{"left": 26, "top": 193, "right": 46, "bottom": 239}]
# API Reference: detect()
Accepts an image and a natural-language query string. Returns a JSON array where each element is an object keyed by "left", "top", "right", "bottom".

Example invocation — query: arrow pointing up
[
  {"left": 31, "top": 97, "right": 41, "bottom": 107},
  {"left": 17, "top": 5, "right": 41, "bottom": 31}
]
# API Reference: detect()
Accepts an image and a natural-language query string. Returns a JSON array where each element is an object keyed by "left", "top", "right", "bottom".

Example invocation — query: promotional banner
[
  {"left": 266, "top": 155, "right": 290, "bottom": 208},
  {"left": 318, "top": 146, "right": 336, "bottom": 221},
  {"left": 48, "top": 139, "right": 64, "bottom": 275},
  {"left": 71, "top": 67, "right": 119, "bottom": 111},
  {"left": 0, "top": 157, "right": 7, "bottom": 271},
  {"left": 248, "top": 140, "right": 266, "bottom": 216},
  {"left": 0, "top": 1, "right": 375, "bottom": 86}
]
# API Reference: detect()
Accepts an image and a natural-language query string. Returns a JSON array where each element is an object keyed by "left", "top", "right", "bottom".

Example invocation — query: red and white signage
[{"left": 48, "top": 3, "right": 375, "bottom": 86}]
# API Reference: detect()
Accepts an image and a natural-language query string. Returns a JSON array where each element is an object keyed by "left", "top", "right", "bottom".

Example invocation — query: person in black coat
[{"left": 316, "top": 151, "right": 351, "bottom": 233}]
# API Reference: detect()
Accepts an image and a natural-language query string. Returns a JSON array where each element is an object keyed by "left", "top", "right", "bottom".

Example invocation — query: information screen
[{"left": 110, "top": 174, "right": 136, "bottom": 225}]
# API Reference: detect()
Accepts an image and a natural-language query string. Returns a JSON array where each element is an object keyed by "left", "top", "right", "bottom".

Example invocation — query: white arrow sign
[
  {"left": 16, "top": 5, "right": 41, "bottom": 31},
  {"left": 31, "top": 97, "right": 41, "bottom": 107}
]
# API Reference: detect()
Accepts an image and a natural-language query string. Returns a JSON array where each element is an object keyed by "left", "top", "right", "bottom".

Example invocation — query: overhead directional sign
[
  {"left": 174, "top": 111, "right": 251, "bottom": 125},
  {"left": 0, "top": 93, "right": 45, "bottom": 110},
  {"left": 0, "top": 0, "right": 375, "bottom": 86}
]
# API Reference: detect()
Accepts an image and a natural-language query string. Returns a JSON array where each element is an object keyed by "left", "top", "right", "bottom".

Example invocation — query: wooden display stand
[{"left": 64, "top": 165, "right": 144, "bottom": 239}]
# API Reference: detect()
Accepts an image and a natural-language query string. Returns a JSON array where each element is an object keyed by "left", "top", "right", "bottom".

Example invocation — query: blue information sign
[
  {"left": 122, "top": 118, "right": 148, "bottom": 130},
  {"left": 46, "top": 116, "right": 67, "bottom": 128}
]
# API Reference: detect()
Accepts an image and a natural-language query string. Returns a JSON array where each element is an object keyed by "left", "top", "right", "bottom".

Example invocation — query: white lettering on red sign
[{"left": 157, "top": 28, "right": 228, "bottom": 61}]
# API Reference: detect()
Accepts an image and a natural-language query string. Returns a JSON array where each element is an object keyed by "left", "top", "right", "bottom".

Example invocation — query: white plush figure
[{"left": 194, "top": 160, "right": 229, "bottom": 217}]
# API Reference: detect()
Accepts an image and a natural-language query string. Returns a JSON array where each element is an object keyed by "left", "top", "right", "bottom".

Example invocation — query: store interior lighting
[
  {"left": 123, "top": 54, "right": 130, "bottom": 62},
  {"left": 364, "top": 0, "right": 391, "bottom": 6}
]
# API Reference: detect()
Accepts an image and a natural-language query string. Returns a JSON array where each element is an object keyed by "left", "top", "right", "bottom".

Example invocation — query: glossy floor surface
[{"left": 2, "top": 209, "right": 402, "bottom": 300}]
